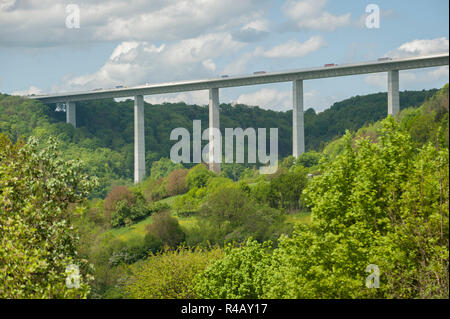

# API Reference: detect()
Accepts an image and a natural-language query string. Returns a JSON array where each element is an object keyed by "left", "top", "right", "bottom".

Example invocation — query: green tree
[
  {"left": 150, "top": 157, "right": 183, "bottom": 180},
  {"left": 124, "top": 246, "right": 223, "bottom": 299},
  {"left": 186, "top": 164, "right": 216, "bottom": 189},
  {"left": 195, "top": 239, "right": 272, "bottom": 299},
  {"left": 268, "top": 166, "right": 308, "bottom": 210},
  {"left": 0, "top": 135, "right": 97, "bottom": 298}
]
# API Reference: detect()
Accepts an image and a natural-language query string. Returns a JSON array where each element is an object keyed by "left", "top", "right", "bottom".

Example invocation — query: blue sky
[{"left": 0, "top": 0, "right": 448, "bottom": 112}]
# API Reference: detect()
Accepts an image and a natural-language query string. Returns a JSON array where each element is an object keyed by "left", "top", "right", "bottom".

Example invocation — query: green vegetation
[
  {"left": 0, "top": 135, "right": 96, "bottom": 298},
  {"left": 0, "top": 89, "right": 435, "bottom": 197},
  {"left": 123, "top": 246, "right": 224, "bottom": 299},
  {"left": 0, "top": 85, "right": 447, "bottom": 299}
]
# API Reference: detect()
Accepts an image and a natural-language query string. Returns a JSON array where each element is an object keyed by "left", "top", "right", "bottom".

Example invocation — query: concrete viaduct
[{"left": 28, "top": 53, "right": 449, "bottom": 183}]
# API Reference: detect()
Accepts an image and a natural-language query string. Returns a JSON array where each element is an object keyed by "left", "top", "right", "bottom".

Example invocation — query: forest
[{"left": 0, "top": 85, "right": 448, "bottom": 299}]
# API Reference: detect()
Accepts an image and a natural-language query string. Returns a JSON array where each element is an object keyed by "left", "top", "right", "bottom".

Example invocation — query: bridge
[{"left": 28, "top": 52, "right": 449, "bottom": 183}]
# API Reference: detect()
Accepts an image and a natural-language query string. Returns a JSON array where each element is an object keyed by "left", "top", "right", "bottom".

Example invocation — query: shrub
[
  {"left": 146, "top": 211, "right": 185, "bottom": 248},
  {"left": 195, "top": 239, "right": 272, "bottom": 299},
  {"left": 165, "top": 168, "right": 189, "bottom": 196},
  {"left": 186, "top": 164, "right": 215, "bottom": 189},
  {"left": 150, "top": 157, "right": 183, "bottom": 180},
  {"left": 143, "top": 178, "right": 167, "bottom": 202},
  {"left": 173, "top": 186, "right": 208, "bottom": 215},
  {"left": 123, "top": 246, "right": 223, "bottom": 299},
  {"left": 198, "top": 184, "right": 285, "bottom": 244},
  {"left": 110, "top": 191, "right": 150, "bottom": 228},
  {"left": 103, "top": 186, "right": 135, "bottom": 223},
  {"left": 268, "top": 166, "right": 308, "bottom": 211},
  {"left": 296, "top": 151, "right": 322, "bottom": 168}
]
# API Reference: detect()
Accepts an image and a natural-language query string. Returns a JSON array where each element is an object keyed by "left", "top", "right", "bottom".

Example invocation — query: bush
[
  {"left": 165, "top": 169, "right": 189, "bottom": 196},
  {"left": 195, "top": 240, "right": 271, "bottom": 299},
  {"left": 103, "top": 186, "right": 135, "bottom": 223},
  {"left": 123, "top": 246, "right": 223, "bottom": 298},
  {"left": 146, "top": 211, "right": 185, "bottom": 248},
  {"left": 150, "top": 157, "right": 183, "bottom": 180},
  {"left": 296, "top": 151, "right": 321, "bottom": 168},
  {"left": 268, "top": 166, "right": 308, "bottom": 211},
  {"left": 173, "top": 186, "right": 208, "bottom": 215},
  {"left": 143, "top": 178, "right": 167, "bottom": 202},
  {"left": 110, "top": 191, "right": 150, "bottom": 228},
  {"left": 198, "top": 184, "right": 285, "bottom": 244},
  {"left": 107, "top": 237, "right": 153, "bottom": 267},
  {"left": 186, "top": 164, "right": 215, "bottom": 189}
]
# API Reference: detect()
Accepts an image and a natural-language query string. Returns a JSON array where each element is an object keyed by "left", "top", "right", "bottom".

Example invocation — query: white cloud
[
  {"left": 11, "top": 85, "right": 42, "bottom": 96},
  {"left": 254, "top": 36, "right": 325, "bottom": 58},
  {"left": 59, "top": 33, "right": 243, "bottom": 91},
  {"left": 234, "top": 87, "right": 331, "bottom": 112},
  {"left": 386, "top": 37, "right": 449, "bottom": 58},
  {"left": 0, "top": 0, "right": 269, "bottom": 47},
  {"left": 236, "top": 88, "right": 291, "bottom": 110},
  {"left": 232, "top": 19, "right": 270, "bottom": 42},
  {"left": 222, "top": 52, "right": 254, "bottom": 75},
  {"left": 0, "top": 0, "right": 16, "bottom": 11},
  {"left": 144, "top": 90, "right": 209, "bottom": 106},
  {"left": 222, "top": 36, "right": 325, "bottom": 76},
  {"left": 281, "top": 0, "right": 351, "bottom": 31},
  {"left": 59, "top": 33, "right": 326, "bottom": 93}
]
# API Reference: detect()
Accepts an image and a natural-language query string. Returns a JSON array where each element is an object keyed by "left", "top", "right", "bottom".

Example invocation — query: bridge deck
[{"left": 28, "top": 53, "right": 449, "bottom": 103}]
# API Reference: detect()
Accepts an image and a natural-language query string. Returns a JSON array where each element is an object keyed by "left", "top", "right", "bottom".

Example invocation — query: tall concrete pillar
[
  {"left": 292, "top": 79, "right": 305, "bottom": 157},
  {"left": 66, "top": 101, "right": 76, "bottom": 127},
  {"left": 209, "top": 88, "right": 221, "bottom": 174},
  {"left": 388, "top": 70, "right": 400, "bottom": 116},
  {"left": 134, "top": 95, "right": 145, "bottom": 183}
]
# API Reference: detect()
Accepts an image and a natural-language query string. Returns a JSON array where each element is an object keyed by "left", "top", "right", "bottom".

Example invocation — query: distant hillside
[
  {"left": 0, "top": 88, "right": 438, "bottom": 196},
  {"left": 50, "top": 88, "right": 436, "bottom": 153}
]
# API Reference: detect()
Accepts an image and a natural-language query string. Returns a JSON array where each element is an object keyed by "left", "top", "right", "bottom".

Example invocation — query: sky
[{"left": 0, "top": 0, "right": 448, "bottom": 112}]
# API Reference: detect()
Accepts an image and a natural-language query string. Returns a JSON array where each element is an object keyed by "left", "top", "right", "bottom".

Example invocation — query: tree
[
  {"left": 165, "top": 168, "right": 189, "bottom": 196},
  {"left": 186, "top": 164, "right": 215, "bottom": 189},
  {"left": 195, "top": 239, "right": 271, "bottom": 299},
  {"left": 103, "top": 186, "right": 135, "bottom": 223},
  {"left": 145, "top": 211, "right": 185, "bottom": 248},
  {"left": 268, "top": 166, "right": 308, "bottom": 211},
  {"left": 0, "top": 134, "right": 97, "bottom": 298},
  {"left": 150, "top": 157, "right": 183, "bottom": 180},
  {"left": 198, "top": 184, "right": 284, "bottom": 243}
]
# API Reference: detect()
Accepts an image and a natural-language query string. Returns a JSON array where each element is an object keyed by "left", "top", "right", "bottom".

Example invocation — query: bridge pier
[
  {"left": 292, "top": 79, "right": 305, "bottom": 158},
  {"left": 134, "top": 95, "right": 145, "bottom": 183},
  {"left": 66, "top": 101, "right": 76, "bottom": 127},
  {"left": 388, "top": 70, "right": 400, "bottom": 116},
  {"left": 209, "top": 88, "right": 221, "bottom": 174}
]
